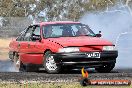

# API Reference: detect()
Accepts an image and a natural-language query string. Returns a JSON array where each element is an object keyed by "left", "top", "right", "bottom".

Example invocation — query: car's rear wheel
[
  {"left": 43, "top": 51, "right": 61, "bottom": 73},
  {"left": 19, "top": 62, "right": 26, "bottom": 72},
  {"left": 13, "top": 53, "right": 38, "bottom": 72},
  {"left": 95, "top": 63, "right": 115, "bottom": 73},
  {"left": 19, "top": 62, "right": 39, "bottom": 72},
  {"left": 13, "top": 53, "right": 26, "bottom": 72},
  {"left": 13, "top": 53, "right": 20, "bottom": 72}
]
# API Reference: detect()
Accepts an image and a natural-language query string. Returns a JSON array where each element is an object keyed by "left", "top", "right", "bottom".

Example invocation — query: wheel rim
[
  {"left": 13, "top": 54, "right": 20, "bottom": 72},
  {"left": 45, "top": 55, "right": 57, "bottom": 71}
]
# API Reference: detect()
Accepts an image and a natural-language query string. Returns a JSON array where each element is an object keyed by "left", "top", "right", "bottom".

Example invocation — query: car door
[
  {"left": 19, "top": 26, "right": 34, "bottom": 64},
  {"left": 20, "top": 25, "right": 44, "bottom": 64},
  {"left": 13, "top": 28, "right": 27, "bottom": 53}
]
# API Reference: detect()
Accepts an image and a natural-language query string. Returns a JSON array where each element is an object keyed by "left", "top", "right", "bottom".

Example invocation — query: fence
[{"left": 0, "top": 17, "right": 34, "bottom": 38}]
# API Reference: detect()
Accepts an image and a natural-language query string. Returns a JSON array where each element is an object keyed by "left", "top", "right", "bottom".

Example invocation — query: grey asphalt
[{"left": 0, "top": 60, "right": 132, "bottom": 82}]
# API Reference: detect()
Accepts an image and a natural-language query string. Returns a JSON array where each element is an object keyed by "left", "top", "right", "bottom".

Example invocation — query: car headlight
[
  {"left": 103, "top": 46, "right": 117, "bottom": 51},
  {"left": 58, "top": 47, "right": 79, "bottom": 53}
]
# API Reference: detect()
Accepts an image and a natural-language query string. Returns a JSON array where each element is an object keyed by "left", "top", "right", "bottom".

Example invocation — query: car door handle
[
  {"left": 18, "top": 43, "right": 20, "bottom": 48},
  {"left": 28, "top": 44, "right": 30, "bottom": 48}
]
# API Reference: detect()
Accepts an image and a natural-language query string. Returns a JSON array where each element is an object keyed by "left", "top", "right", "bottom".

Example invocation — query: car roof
[{"left": 31, "top": 21, "right": 81, "bottom": 26}]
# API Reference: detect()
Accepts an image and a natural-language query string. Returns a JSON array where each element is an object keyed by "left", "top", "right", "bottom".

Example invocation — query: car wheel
[
  {"left": 95, "top": 63, "right": 115, "bottom": 73},
  {"left": 13, "top": 53, "right": 20, "bottom": 72},
  {"left": 19, "top": 63, "right": 37, "bottom": 72},
  {"left": 13, "top": 53, "right": 27, "bottom": 72},
  {"left": 20, "top": 63, "right": 39, "bottom": 72},
  {"left": 19, "top": 62, "right": 26, "bottom": 72},
  {"left": 13, "top": 53, "right": 36, "bottom": 72},
  {"left": 44, "top": 51, "right": 61, "bottom": 73}
]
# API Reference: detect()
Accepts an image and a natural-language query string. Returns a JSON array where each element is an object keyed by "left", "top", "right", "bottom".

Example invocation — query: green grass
[{"left": 0, "top": 82, "right": 131, "bottom": 88}]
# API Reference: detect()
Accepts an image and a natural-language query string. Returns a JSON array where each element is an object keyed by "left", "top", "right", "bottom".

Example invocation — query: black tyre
[
  {"left": 13, "top": 53, "right": 38, "bottom": 72},
  {"left": 20, "top": 63, "right": 40, "bottom": 72},
  {"left": 95, "top": 63, "right": 115, "bottom": 73},
  {"left": 19, "top": 63, "right": 39, "bottom": 72},
  {"left": 13, "top": 53, "right": 20, "bottom": 72},
  {"left": 43, "top": 51, "right": 61, "bottom": 73},
  {"left": 13, "top": 53, "right": 29, "bottom": 72},
  {"left": 19, "top": 62, "right": 26, "bottom": 72}
]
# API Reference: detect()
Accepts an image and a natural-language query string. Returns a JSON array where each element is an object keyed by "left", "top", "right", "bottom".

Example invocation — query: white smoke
[
  {"left": 0, "top": 60, "right": 18, "bottom": 72},
  {"left": 79, "top": 6, "right": 132, "bottom": 68}
]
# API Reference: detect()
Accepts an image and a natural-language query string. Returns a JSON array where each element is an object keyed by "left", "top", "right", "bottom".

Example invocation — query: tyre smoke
[
  {"left": 0, "top": 60, "right": 18, "bottom": 72},
  {"left": 79, "top": 6, "right": 132, "bottom": 68}
]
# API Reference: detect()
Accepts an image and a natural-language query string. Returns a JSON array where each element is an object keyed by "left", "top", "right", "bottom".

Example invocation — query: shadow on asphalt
[
  {"left": 37, "top": 68, "right": 119, "bottom": 74},
  {"left": 1, "top": 60, "right": 130, "bottom": 74}
]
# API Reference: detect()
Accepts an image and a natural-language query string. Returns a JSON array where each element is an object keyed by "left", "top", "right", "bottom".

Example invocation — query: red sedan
[{"left": 9, "top": 21, "right": 118, "bottom": 73}]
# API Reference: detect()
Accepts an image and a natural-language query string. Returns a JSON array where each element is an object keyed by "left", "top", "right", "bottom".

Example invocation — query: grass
[
  {"left": 0, "top": 82, "right": 131, "bottom": 88},
  {"left": 0, "top": 38, "right": 11, "bottom": 60}
]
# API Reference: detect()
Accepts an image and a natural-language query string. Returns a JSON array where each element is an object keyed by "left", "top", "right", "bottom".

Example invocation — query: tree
[{"left": 0, "top": 0, "right": 117, "bottom": 21}]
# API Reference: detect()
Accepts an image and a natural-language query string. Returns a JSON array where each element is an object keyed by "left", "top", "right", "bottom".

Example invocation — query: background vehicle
[{"left": 9, "top": 21, "right": 118, "bottom": 73}]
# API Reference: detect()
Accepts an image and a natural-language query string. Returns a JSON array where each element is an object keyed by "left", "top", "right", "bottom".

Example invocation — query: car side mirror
[
  {"left": 32, "top": 35, "right": 41, "bottom": 41},
  {"left": 96, "top": 31, "right": 102, "bottom": 37}
]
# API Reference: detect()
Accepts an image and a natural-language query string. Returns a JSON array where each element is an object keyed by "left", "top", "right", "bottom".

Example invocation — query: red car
[{"left": 9, "top": 21, "right": 118, "bottom": 73}]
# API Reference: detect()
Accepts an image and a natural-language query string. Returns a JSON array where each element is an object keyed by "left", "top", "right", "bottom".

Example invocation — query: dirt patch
[
  {"left": 0, "top": 38, "right": 11, "bottom": 48},
  {"left": 0, "top": 38, "right": 11, "bottom": 60}
]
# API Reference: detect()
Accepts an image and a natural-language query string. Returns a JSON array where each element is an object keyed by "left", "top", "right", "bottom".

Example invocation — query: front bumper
[{"left": 52, "top": 51, "right": 118, "bottom": 68}]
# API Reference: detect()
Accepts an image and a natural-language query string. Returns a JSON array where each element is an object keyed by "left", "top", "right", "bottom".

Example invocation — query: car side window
[
  {"left": 30, "top": 25, "right": 41, "bottom": 41},
  {"left": 32, "top": 26, "right": 40, "bottom": 36},
  {"left": 23, "top": 26, "right": 33, "bottom": 41},
  {"left": 16, "top": 34, "right": 23, "bottom": 41},
  {"left": 16, "top": 29, "right": 27, "bottom": 41},
  {"left": 16, "top": 25, "right": 40, "bottom": 41}
]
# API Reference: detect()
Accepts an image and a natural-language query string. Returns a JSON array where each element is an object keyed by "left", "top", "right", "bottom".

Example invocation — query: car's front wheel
[
  {"left": 95, "top": 63, "right": 115, "bottom": 73},
  {"left": 43, "top": 51, "right": 61, "bottom": 73}
]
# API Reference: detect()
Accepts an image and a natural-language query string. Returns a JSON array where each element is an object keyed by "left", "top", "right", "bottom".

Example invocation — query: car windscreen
[{"left": 43, "top": 23, "right": 96, "bottom": 38}]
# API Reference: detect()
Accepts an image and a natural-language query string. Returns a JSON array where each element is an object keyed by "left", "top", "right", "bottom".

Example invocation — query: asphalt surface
[{"left": 0, "top": 60, "right": 132, "bottom": 83}]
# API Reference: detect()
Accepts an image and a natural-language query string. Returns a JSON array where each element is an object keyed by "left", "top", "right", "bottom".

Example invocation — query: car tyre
[
  {"left": 13, "top": 53, "right": 20, "bottom": 72},
  {"left": 13, "top": 53, "right": 38, "bottom": 72},
  {"left": 44, "top": 51, "right": 61, "bottom": 73},
  {"left": 20, "top": 64, "right": 39, "bottom": 72},
  {"left": 19, "top": 62, "right": 26, "bottom": 72}
]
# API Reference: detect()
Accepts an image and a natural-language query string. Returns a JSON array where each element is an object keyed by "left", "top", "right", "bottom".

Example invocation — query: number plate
[{"left": 86, "top": 52, "right": 100, "bottom": 58}]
